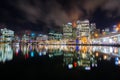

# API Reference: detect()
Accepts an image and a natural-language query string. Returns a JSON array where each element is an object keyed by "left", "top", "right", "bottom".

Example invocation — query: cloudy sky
[{"left": 0, "top": 0, "right": 120, "bottom": 32}]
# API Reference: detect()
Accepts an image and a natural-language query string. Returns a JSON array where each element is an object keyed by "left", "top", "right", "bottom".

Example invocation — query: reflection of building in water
[
  {"left": 0, "top": 44, "right": 13, "bottom": 62},
  {"left": 63, "top": 46, "right": 98, "bottom": 70},
  {"left": 92, "top": 46, "right": 120, "bottom": 58},
  {"left": 46, "top": 45, "right": 98, "bottom": 70},
  {"left": 63, "top": 51, "right": 74, "bottom": 66},
  {"left": 12, "top": 43, "right": 20, "bottom": 56},
  {"left": 80, "top": 46, "right": 88, "bottom": 54},
  {"left": 36, "top": 45, "right": 47, "bottom": 56},
  {"left": 48, "top": 49, "right": 63, "bottom": 58},
  {"left": 20, "top": 44, "right": 29, "bottom": 55},
  {"left": 20, "top": 44, "right": 48, "bottom": 58},
  {"left": 67, "top": 45, "right": 76, "bottom": 52},
  {"left": 78, "top": 52, "right": 97, "bottom": 69},
  {"left": 80, "top": 46, "right": 97, "bottom": 67}
]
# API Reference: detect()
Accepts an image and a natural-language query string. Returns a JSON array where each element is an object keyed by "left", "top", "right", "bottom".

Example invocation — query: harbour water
[{"left": 0, "top": 43, "right": 120, "bottom": 79}]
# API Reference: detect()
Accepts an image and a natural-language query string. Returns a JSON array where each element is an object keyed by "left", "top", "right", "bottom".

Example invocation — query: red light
[
  {"left": 73, "top": 62, "right": 77, "bottom": 67},
  {"left": 25, "top": 53, "right": 29, "bottom": 59},
  {"left": 26, "top": 54, "right": 29, "bottom": 58},
  {"left": 15, "top": 52, "right": 18, "bottom": 56}
]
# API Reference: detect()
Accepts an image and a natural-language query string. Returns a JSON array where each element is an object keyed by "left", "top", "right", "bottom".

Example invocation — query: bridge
[{"left": 92, "top": 32, "right": 120, "bottom": 45}]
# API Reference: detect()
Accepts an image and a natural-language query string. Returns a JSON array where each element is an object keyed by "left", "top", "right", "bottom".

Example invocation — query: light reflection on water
[
  {"left": 0, "top": 43, "right": 120, "bottom": 70},
  {"left": 0, "top": 43, "right": 13, "bottom": 62}
]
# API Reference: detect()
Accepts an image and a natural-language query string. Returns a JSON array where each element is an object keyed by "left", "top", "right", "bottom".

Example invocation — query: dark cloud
[
  {"left": 102, "top": 0, "right": 120, "bottom": 18},
  {"left": 15, "top": 0, "right": 84, "bottom": 26},
  {"left": 1, "top": 0, "right": 120, "bottom": 31},
  {"left": 82, "top": 0, "right": 106, "bottom": 15},
  {"left": 16, "top": 0, "right": 42, "bottom": 23}
]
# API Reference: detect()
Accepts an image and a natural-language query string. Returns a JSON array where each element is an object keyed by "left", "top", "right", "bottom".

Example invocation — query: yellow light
[
  {"left": 116, "top": 27, "right": 119, "bottom": 31},
  {"left": 81, "top": 37, "right": 87, "bottom": 44},
  {"left": 102, "top": 32, "right": 106, "bottom": 35},
  {"left": 94, "top": 33, "right": 98, "bottom": 37},
  {"left": 81, "top": 46, "right": 87, "bottom": 53},
  {"left": 118, "top": 60, "right": 120, "bottom": 64},
  {"left": 114, "top": 48, "right": 118, "bottom": 53},
  {"left": 95, "top": 52, "right": 99, "bottom": 57},
  {"left": 118, "top": 24, "right": 120, "bottom": 27},
  {"left": 103, "top": 55, "right": 107, "bottom": 60}
]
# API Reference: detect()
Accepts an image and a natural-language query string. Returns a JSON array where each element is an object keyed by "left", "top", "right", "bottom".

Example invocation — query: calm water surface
[{"left": 0, "top": 43, "right": 120, "bottom": 79}]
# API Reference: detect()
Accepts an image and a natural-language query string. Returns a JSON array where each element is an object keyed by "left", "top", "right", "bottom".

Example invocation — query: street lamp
[
  {"left": 94, "top": 33, "right": 98, "bottom": 38},
  {"left": 116, "top": 23, "right": 120, "bottom": 32}
]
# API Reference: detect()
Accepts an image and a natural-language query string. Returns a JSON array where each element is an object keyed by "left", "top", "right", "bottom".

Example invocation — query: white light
[
  {"left": 99, "top": 58, "right": 102, "bottom": 61},
  {"left": 115, "top": 57, "right": 119, "bottom": 61},
  {"left": 39, "top": 52, "right": 42, "bottom": 56},
  {"left": 85, "top": 66, "right": 91, "bottom": 70},
  {"left": 113, "top": 25, "right": 117, "bottom": 28},
  {"left": 48, "top": 54, "right": 53, "bottom": 58},
  {"left": 109, "top": 47, "right": 113, "bottom": 53},
  {"left": 43, "top": 51, "right": 46, "bottom": 55},
  {"left": 118, "top": 60, "right": 120, "bottom": 64},
  {"left": 92, "top": 63, "right": 94, "bottom": 67},
  {"left": 68, "top": 22, "right": 72, "bottom": 25},
  {"left": 68, "top": 64, "right": 73, "bottom": 69},
  {"left": 115, "top": 61, "right": 119, "bottom": 65},
  {"left": 95, "top": 64, "right": 97, "bottom": 67}
]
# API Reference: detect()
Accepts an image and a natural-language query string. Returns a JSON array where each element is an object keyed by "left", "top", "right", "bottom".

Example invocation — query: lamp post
[
  {"left": 116, "top": 23, "right": 120, "bottom": 32},
  {"left": 94, "top": 33, "right": 98, "bottom": 38}
]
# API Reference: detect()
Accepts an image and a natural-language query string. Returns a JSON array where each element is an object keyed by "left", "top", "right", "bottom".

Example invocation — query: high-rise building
[
  {"left": 76, "top": 20, "right": 90, "bottom": 43},
  {"left": 63, "top": 22, "right": 73, "bottom": 39},
  {"left": 90, "top": 23, "right": 96, "bottom": 32},
  {"left": 76, "top": 20, "right": 90, "bottom": 37},
  {"left": 90, "top": 23, "right": 97, "bottom": 39},
  {"left": 0, "top": 28, "right": 14, "bottom": 42}
]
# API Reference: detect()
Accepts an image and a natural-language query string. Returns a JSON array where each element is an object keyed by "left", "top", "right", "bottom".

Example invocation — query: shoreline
[{"left": 0, "top": 42, "right": 120, "bottom": 46}]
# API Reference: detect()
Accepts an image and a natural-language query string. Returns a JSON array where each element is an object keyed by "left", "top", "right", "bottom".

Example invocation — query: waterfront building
[
  {"left": 103, "top": 28, "right": 110, "bottom": 35},
  {"left": 90, "top": 23, "right": 96, "bottom": 39},
  {"left": 21, "top": 34, "right": 30, "bottom": 42},
  {"left": 63, "top": 22, "right": 73, "bottom": 39},
  {"left": 48, "top": 30, "right": 62, "bottom": 40},
  {"left": 48, "top": 30, "right": 55, "bottom": 40},
  {"left": 36, "top": 34, "right": 48, "bottom": 41},
  {"left": 14, "top": 35, "right": 20, "bottom": 42},
  {"left": 76, "top": 20, "right": 90, "bottom": 44},
  {"left": 0, "top": 28, "right": 14, "bottom": 42},
  {"left": 53, "top": 33, "right": 62, "bottom": 40}
]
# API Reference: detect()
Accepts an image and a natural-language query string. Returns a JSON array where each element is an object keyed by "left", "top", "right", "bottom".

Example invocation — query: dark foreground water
[{"left": 0, "top": 43, "right": 120, "bottom": 79}]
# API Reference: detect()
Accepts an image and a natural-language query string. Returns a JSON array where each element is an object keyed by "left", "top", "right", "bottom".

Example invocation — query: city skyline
[
  {"left": 0, "top": 0, "right": 120, "bottom": 32},
  {"left": 1, "top": 1, "right": 120, "bottom": 79}
]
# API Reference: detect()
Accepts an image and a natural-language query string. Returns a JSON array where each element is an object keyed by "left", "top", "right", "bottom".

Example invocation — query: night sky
[{"left": 0, "top": 0, "right": 120, "bottom": 33}]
